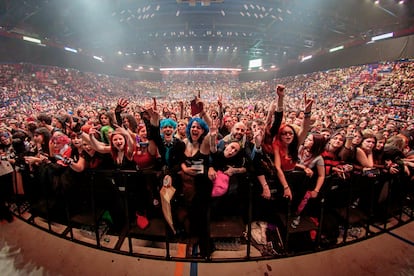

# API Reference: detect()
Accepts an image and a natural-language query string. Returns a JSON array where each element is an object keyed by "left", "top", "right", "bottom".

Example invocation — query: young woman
[
  {"left": 89, "top": 126, "right": 148, "bottom": 230},
  {"left": 291, "top": 132, "right": 326, "bottom": 228},
  {"left": 355, "top": 131, "right": 377, "bottom": 170},
  {"left": 98, "top": 111, "right": 117, "bottom": 145},
  {"left": 273, "top": 95, "right": 313, "bottom": 201},
  {"left": 321, "top": 131, "right": 349, "bottom": 178},
  {"left": 132, "top": 123, "right": 160, "bottom": 209},
  {"left": 174, "top": 120, "right": 188, "bottom": 141},
  {"left": 297, "top": 133, "right": 327, "bottom": 198},
  {"left": 179, "top": 103, "right": 216, "bottom": 257}
]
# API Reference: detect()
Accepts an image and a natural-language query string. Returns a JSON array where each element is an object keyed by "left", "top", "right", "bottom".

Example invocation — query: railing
[{"left": 7, "top": 167, "right": 414, "bottom": 262}]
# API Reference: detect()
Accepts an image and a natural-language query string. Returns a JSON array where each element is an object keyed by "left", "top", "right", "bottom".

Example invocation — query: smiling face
[
  {"left": 231, "top": 122, "right": 246, "bottom": 141},
  {"left": 162, "top": 125, "right": 174, "bottom": 140},
  {"left": 111, "top": 133, "right": 126, "bottom": 151},
  {"left": 71, "top": 134, "right": 82, "bottom": 149},
  {"left": 137, "top": 125, "right": 147, "bottom": 139},
  {"left": 190, "top": 121, "right": 204, "bottom": 142},
  {"left": 82, "top": 141, "right": 95, "bottom": 156}
]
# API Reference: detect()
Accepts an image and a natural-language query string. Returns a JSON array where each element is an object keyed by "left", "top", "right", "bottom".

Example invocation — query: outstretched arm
[
  {"left": 298, "top": 94, "right": 314, "bottom": 145},
  {"left": 269, "top": 85, "right": 285, "bottom": 138}
]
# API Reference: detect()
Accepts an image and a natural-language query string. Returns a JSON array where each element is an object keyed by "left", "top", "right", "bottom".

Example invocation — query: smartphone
[
  {"left": 55, "top": 154, "right": 65, "bottom": 161},
  {"left": 139, "top": 141, "right": 149, "bottom": 148}
]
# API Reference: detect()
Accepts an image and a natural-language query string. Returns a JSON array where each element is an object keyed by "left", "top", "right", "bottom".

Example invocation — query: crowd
[{"left": 0, "top": 59, "right": 413, "bottom": 257}]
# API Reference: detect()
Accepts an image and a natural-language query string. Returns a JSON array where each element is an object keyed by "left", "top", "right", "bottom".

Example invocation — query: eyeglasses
[{"left": 281, "top": 131, "right": 294, "bottom": 136}]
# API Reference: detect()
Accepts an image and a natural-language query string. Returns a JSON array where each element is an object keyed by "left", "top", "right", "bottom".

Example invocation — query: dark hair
[
  {"left": 37, "top": 113, "right": 52, "bottom": 125},
  {"left": 122, "top": 114, "right": 138, "bottom": 133},
  {"left": 99, "top": 111, "right": 116, "bottom": 128},
  {"left": 308, "top": 133, "right": 327, "bottom": 157}
]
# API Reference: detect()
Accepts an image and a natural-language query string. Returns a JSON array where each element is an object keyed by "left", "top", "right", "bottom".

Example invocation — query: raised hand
[
  {"left": 304, "top": 93, "right": 314, "bottom": 113},
  {"left": 253, "top": 129, "right": 264, "bottom": 147},
  {"left": 276, "top": 84, "right": 285, "bottom": 98},
  {"left": 116, "top": 98, "right": 129, "bottom": 111}
]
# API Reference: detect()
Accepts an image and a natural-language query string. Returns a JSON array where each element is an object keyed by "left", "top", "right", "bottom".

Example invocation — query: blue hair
[
  {"left": 160, "top": 118, "right": 177, "bottom": 130},
  {"left": 186, "top": 117, "right": 209, "bottom": 143}
]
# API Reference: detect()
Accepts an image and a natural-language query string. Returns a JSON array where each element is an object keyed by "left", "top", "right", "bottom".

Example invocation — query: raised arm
[
  {"left": 114, "top": 98, "right": 129, "bottom": 126},
  {"left": 88, "top": 127, "right": 111, "bottom": 154},
  {"left": 298, "top": 94, "right": 314, "bottom": 145},
  {"left": 269, "top": 85, "right": 285, "bottom": 138}
]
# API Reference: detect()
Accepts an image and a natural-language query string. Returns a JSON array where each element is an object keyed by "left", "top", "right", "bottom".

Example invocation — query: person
[
  {"left": 132, "top": 122, "right": 160, "bottom": 211},
  {"left": 217, "top": 122, "right": 247, "bottom": 151},
  {"left": 320, "top": 131, "right": 352, "bottom": 244},
  {"left": 250, "top": 85, "right": 285, "bottom": 223},
  {"left": 290, "top": 132, "right": 326, "bottom": 230},
  {"left": 174, "top": 119, "right": 188, "bottom": 140},
  {"left": 339, "top": 128, "right": 363, "bottom": 164},
  {"left": 98, "top": 111, "right": 117, "bottom": 145},
  {"left": 208, "top": 140, "right": 247, "bottom": 219},
  {"left": 0, "top": 130, "right": 15, "bottom": 222},
  {"left": 272, "top": 94, "right": 313, "bottom": 202},
  {"left": 179, "top": 97, "right": 216, "bottom": 257},
  {"left": 88, "top": 125, "right": 142, "bottom": 230},
  {"left": 352, "top": 130, "right": 379, "bottom": 212},
  {"left": 321, "top": 131, "right": 349, "bottom": 179},
  {"left": 146, "top": 107, "right": 187, "bottom": 235}
]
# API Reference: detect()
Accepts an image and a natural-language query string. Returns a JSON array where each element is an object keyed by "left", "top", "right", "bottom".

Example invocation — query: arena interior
[{"left": 0, "top": 0, "right": 413, "bottom": 275}]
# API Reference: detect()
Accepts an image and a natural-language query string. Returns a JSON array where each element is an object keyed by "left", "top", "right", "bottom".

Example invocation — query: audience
[{"left": 0, "top": 60, "right": 413, "bottom": 256}]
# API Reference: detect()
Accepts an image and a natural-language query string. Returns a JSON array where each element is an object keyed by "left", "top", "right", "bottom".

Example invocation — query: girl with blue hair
[{"left": 179, "top": 104, "right": 218, "bottom": 257}]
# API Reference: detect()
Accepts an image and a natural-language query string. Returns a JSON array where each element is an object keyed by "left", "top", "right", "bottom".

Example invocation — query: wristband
[{"left": 284, "top": 186, "right": 290, "bottom": 190}]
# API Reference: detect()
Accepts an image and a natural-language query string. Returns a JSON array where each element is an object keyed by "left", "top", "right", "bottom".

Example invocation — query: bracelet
[
  {"left": 304, "top": 111, "right": 311, "bottom": 115},
  {"left": 313, "top": 190, "right": 319, "bottom": 193},
  {"left": 284, "top": 186, "right": 290, "bottom": 190}
]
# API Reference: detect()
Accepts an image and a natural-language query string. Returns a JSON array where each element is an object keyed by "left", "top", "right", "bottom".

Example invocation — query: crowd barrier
[{"left": 6, "top": 167, "right": 414, "bottom": 262}]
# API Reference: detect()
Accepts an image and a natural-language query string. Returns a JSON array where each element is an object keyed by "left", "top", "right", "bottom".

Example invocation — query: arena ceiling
[{"left": 0, "top": 0, "right": 413, "bottom": 71}]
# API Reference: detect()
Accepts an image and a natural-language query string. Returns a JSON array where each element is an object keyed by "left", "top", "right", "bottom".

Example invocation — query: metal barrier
[{"left": 7, "top": 167, "right": 414, "bottom": 262}]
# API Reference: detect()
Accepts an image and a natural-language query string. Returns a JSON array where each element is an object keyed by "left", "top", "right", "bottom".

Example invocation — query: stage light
[
  {"left": 301, "top": 55, "right": 312, "bottom": 62},
  {"left": 64, "top": 47, "right": 78, "bottom": 53},
  {"left": 329, "top": 45, "right": 344, "bottom": 53},
  {"left": 371, "top": 32, "right": 393, "bottom": 41},
  {"left": 23, "top": 36, "right": 41, "bottom": 44}
]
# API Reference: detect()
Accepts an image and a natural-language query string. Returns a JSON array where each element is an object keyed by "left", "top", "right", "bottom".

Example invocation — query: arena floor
[{"left": 0, "top": 217, "right": 413, "bottom": 276}]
